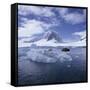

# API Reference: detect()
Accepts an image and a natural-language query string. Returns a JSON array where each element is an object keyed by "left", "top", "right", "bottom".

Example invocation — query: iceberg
[{"left": 26, "top": 48, "right": 72, "bottom": 63}]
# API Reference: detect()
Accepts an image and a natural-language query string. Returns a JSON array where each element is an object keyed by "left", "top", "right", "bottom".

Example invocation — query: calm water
[{"left": 18, "top": 47, "right": 87, "bottom": 85}]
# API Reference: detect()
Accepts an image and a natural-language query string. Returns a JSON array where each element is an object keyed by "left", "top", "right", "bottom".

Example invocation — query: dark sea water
[{"left": 18, "top": 47, "right": 87, "bottom": 85}]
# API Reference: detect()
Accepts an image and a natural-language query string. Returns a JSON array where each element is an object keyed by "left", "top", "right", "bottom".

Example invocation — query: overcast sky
[{"left": 18, "top": 5, "right": 86, "bottom": 42}]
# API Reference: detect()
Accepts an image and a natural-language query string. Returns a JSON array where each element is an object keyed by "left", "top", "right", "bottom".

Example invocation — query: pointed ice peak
[{"left": 43, "top": 31, "right": 62, "bottom": 42}]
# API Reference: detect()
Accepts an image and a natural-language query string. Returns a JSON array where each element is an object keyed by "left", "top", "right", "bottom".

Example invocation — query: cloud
[
  {"left": 63, "top": 12, "right": 85, "bottom": 24},
  {"left": 57, "top": 8, "right": 86, "bottom": 24},
  {"left": 20, "top": 17, "right": 28, "bottom": 22},
  {"left": 73, "top": 30, "right": 86, "bottom": 36},
  {"left": 18, "top": 19, "right": 55, "bottom": 37},
  {"left": 57, "top": 8, "right": 68, "bottom": 16},
  {"left": 18, "top": 5, "right": 86, "bottom": 25},
  {"left": 18, "top": 5, "right": 59, "bottom": 31},
  {"left": 18, "top": 5, "right": 55, "bottom": 17}
]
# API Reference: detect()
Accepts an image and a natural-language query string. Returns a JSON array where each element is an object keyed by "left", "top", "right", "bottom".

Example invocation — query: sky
[{"left": 18, "top": 5, "right": 86, "bottom": 42}]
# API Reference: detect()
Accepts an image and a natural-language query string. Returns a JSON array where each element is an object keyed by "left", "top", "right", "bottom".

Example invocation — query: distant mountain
[
  {"left": 21, "top": 31, "right": 62, "bottom": 44},
  {"left": 43, "top": 31, "right": 62, "bottom": 43},
  {"left": 18, "top": 31, "right": 86, "bottom": 47},
  {"left": 23, "top": 35, "right": 41, "bottom": 43},
  {"left": 80, "top": 33, "right": 86, "bottom": 41}
]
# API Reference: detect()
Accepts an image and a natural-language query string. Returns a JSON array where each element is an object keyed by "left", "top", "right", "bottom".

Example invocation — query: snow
[
  {"left": 18, "top": 30, "right": 86, "bottom": 47},
  {"left": 18, "top": 38, "right": 86, "bottom": 47},
  {"left": 43, "top": 31, "right": 62, "bottom": 42},
  {"left": 26, "top": 48, "right": 72, "bottom": 63}
]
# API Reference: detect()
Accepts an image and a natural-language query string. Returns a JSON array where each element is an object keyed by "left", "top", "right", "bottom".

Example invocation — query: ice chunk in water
[{"left": 27, "top": 48, "right": 72, "bottom": 63}]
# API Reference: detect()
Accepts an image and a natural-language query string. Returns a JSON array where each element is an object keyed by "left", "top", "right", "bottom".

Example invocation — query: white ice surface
[
  {"left": 26, "top": 48, "right": 72, "bottom": 63},
  {"left": 18, "top": 38, "right": 86, "bottom": 47}
]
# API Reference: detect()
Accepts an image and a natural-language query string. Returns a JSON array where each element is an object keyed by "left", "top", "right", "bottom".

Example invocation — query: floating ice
[{"left": 27, "top": 48, "right": 72, "bottom": 63}]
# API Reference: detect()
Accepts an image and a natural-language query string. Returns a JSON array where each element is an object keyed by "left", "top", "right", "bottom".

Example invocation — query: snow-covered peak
[
  {"left": 80, "top": 33, "right": 86, "bottom": 41},
  {"left": 74, "top": 30, "right": 86, "bottom": 41},
  {"left": 43, "top": 31, "right": 62, "bottom": 42},
  {"left": 18, "top": 30, "right": 86, "bottom": 47}
]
